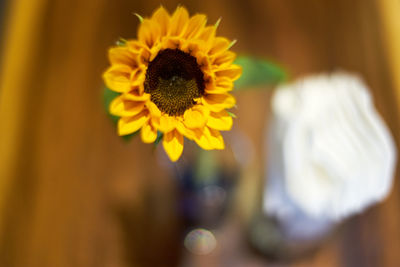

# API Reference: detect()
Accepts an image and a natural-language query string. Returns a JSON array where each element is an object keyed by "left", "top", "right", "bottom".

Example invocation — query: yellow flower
[{"left": 103, "top": 6, "right": 242, "bottom": 162}]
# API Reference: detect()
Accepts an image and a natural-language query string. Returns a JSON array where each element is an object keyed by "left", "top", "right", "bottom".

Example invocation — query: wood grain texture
[{"left": 0, "top": 0, "right": 399, "bottom": 266}]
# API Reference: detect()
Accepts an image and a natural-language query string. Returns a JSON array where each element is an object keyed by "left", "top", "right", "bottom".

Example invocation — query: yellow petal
[
  {"left": 193, "top": 129, "right": 213, "bottom": 150},
  {"left": 193, "top": 127, "right": 225, "bottom": 150},
  {"left": 176, "top": 120, "right": 196, "bottom": 140},
  {"left": 183, "top": 105, "right": 209, "bottom": 129},
  {"left": 214, "top": 64, "right": 242, "bottom": 81},
  {"left": 207, "top": 128, "right": 225, "bottom": 149},
  {"left": 130, "top": 67, "right": 146, "bottom": 88},
  {"left": 206, "top": 110, "right": 233, "bottom": 131},
  {"left": 205, "top": 77, "right": 234, "bottom": 94},
  {"left": 141, "top": 120, "right": 158, "bottom": 143},
  {"left": 138, "top": 46, "right": 152, "bottom": 65},
  {"left": 124, "top": 90, "right": 150, "bottom": 101},
  {"left": 118, "top": 110, "right": 148, "bottom": 136},
  {"left": 169, "top": 6, "right": 189, "bottom": 36},
  {"left": 183, "top": 14, "right": 207, "bottom": 39},
  {"left": 110, "top": 96, "right": 145, "bottom": 116},
  {"left": 195, "top": 51, "right": 212, "bottom": 71},
  {"left": 151, "top": 6, "right": 170, "bottom": 36},
  {"left": 209, "top": 37, "right": 230, "bottom": 56},
  {"left": 202, "top": 93, "right": 236, "bottom": 112},
  {"left": 198, "top": 26, "right": 216, "bottom": 41},
  {"left": 126, "top": 40, "right": 154, "bottom": 65},
  {"left": 108, "top": 47, "right": 137, "bottom": 66},
  {"left": 138, "top": 19, "right": 161, "bottom": 48},
  {"left": 103, "top": 64, "right": 132, "bottom": 93},
  {"left": 127, "top": 40, "right": 147, "bottom": 53},
  {"left": 149, "top": 43, "right": 163, "bottom": 62},
  {"left": 197, "top": 26, "right": 216, "bottom": 51},
  {"left": 162, "top": 130, "right": 184, "bottom": 162},
  {"left": 153, "top": 115, "right": 177, "bottom": 132},
  {"left": 161, "top": 36, "right": 182, "bottom": 50},
  {"left": 213, "top": 51, "right": 236, "bottom": 66},
  {"left": 180, "top": 39, "right": 205, "bottom": 54},
  {"left": 146, "top": 101, "right": 162, "bottom": 117}
]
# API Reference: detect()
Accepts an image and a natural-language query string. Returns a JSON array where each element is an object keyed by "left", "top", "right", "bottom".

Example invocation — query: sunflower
[{"left": 103, "top": 6, "right": 242, "bottom": 161}]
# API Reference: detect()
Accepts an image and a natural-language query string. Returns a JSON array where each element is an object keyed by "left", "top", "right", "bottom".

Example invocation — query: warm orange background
[{"left": 0, "top": 0, "right": 399, "bottom": 266}]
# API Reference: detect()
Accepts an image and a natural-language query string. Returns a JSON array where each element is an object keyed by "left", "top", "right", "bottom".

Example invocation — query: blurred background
[{"left": 0, "top": 0, "right": 399, "bottom": 266}]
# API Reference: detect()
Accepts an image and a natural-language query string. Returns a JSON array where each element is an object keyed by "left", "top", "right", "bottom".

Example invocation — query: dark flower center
[{"left": 144, "top": 49, "right": 205, "bottom": 116}]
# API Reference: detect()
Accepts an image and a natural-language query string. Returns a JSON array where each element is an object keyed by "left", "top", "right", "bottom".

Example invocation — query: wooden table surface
[{"left": 0, "top": 0, "right": 399, "bottom": 266}]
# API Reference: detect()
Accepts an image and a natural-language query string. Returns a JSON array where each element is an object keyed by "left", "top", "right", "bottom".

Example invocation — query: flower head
[{"left": 103, "top": 6, "right": 241, "bottom": 161}]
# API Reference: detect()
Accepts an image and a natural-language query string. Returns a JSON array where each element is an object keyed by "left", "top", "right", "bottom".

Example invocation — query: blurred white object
[
  {"left": 184, "top": 228, "right": 217, "bottom": 255},
  {"left": 264, "top": 72, "right": 397, "bottom": 226}
]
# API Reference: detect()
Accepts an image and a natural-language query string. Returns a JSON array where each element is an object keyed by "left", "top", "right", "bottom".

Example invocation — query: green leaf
[
  {"left": 234, "top": 56, "right": 288, "bottom": 90},
  {"left": 134, "top": 13, "right": 144, "bottom": 23},
  {"left": 154, "top": 131, "right": 163, "bottom": 147},
  {"left": 116, "top": 38, "right": 127, "bottom": 46},
  {"left": 227, "top": 111, "right": 237, "bottom": 118},
  {"left": 121, "top": 130, "right": 140, "bottom": 142}
]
